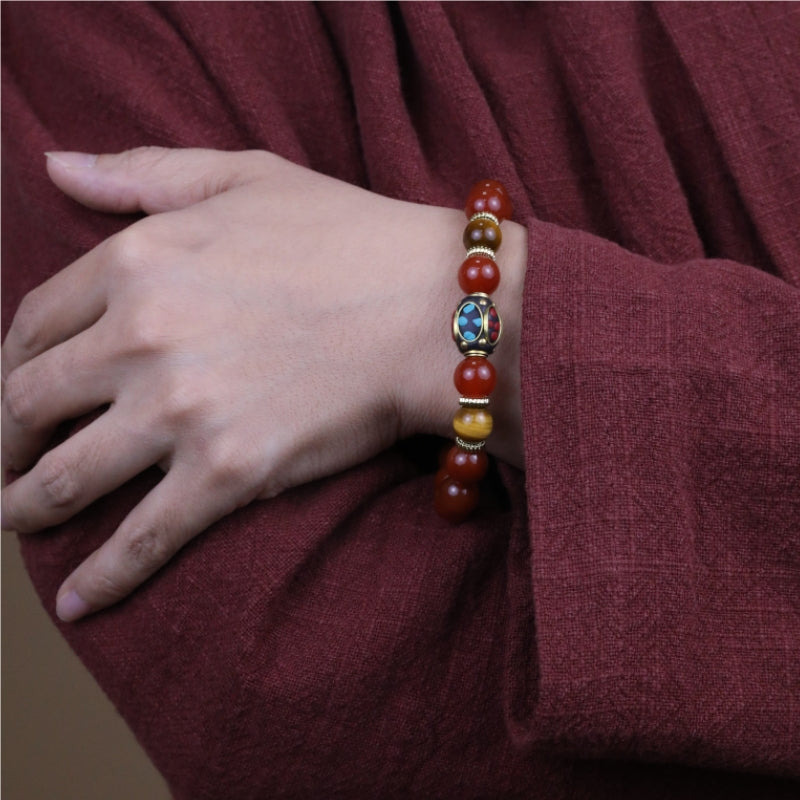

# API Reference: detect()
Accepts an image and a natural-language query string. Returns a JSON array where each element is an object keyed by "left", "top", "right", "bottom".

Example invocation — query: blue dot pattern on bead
[{"left": 458, "top": 302, "right": 483, "bottom": 341}]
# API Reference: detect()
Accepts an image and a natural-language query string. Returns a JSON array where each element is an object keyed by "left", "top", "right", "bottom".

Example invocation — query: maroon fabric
[{"left": 3, "top": 2, "right": 800, "bottom": 797}]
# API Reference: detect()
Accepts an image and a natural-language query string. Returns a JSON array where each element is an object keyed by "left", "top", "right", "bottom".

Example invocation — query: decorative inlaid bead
[
  {"left": 453, "top": 295, "right": 502, "bottom": 355},
  {"left": 463, "top": 217, "right": 502, "bottom": 251},
  {"left": 456, "top": 299, "right": 483, "bottom": 342},
  {"left": 486, "top": 306, "right": 501, "bottom": 344},
  {"left": 464, "top": 179, "right": 513, "bottom": 222},
  {"left": 454, "top": 356, "right": 496, "bottom": 397},
  {"left": 458, "top": 255, "right": 500, "bottom": 295},
  {"left": 444, "top": 445, "right": 489, "bottom": 483},
  {"left": 434, "top": 473, "right": 480, "bottom": 522},
  {"left": 453, "top": 407, "right": 493, "bottom": 441},
  {"left": 459, "top": 396, "right": 490, "bottom": 408}
]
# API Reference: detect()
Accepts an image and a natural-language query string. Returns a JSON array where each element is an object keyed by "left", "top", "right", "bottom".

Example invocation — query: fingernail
[
  {"left": 45, "top": 151, "right": 98, "bottom": 170},
  {"left": 56, "top": 590, "right": 91, "bottom": 622}
]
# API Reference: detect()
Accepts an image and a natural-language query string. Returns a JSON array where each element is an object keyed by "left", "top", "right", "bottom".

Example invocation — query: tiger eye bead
[
  {"left": 464, "top": 179, "right": 514, "bottom": 222},
  {"left": 453, "top": 407, "right": 493, "bottom": 441},
  {"left": 458, "top": 255, "right": 500, "bottom": 295},
  {"left": 434, "top": 474, "right": 480, "bottom": 522},
  {"left": 444, "top": 445, "right": 489, "bottom": 483},
  {"left": 463, "top": 217, "right": 502, "bottom": 251},
  {"left": 454, "top": 357, "right": 496, "bottom": 397}
]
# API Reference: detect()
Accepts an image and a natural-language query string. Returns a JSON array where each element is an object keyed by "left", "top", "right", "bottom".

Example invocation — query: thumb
[{"left": 45, "top": 146, "right": 268, "bottom": 214}]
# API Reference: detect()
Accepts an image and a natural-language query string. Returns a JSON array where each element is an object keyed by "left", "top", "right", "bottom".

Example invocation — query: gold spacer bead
[
  {"left": 465, "top": 246, "right": 496, "bottom": 259},
  {"left": 455, "top": 436, "right": 486, "bottom": 451},
  {"left": 459, "top": 396, "right": 490, "bottom": 408},
  {"left": 469, "top": 211, "right": 500, "bottom": 227}
]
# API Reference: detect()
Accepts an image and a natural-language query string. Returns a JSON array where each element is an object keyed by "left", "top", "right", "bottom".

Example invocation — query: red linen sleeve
[{"left": 505, "top": 216, "right": 800, "bottom": 775}]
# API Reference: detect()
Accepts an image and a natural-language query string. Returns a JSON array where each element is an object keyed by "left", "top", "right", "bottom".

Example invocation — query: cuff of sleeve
[{"left": 504, "top": 216, "right": 800, "bottom": 776}]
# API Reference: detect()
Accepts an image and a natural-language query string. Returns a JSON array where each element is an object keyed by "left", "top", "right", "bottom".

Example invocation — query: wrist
[
  {"left": 395, "top": 205, "right": 526, "bottom": 471},
  {"left": 392, "top": 205, "right": 462, "bottom": 442},
  {"left": 483, "top": 219, "right": 526, "bottom": 469}
]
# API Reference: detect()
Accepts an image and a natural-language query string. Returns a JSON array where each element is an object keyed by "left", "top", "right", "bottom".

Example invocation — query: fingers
[
  {"left": 1, "top": 404, "right": 166, "bottom": 534},
  {"left": 3, "top": 145, "right": 258, "bottom": 369},
  {"left": 1, "top": 244, "right": 108, "bottom": 378},
  {"left": 2, "top": 322, "right": 115, "bottom": 470},
  {"left": 54, "top": 461, "right": 244, "bottom": 622},
  {"left": 45, "top": 146, "right": 276, "bottom": 215},
  {"left": 4, "top": 145, "right": 282, "bottom": 376}
]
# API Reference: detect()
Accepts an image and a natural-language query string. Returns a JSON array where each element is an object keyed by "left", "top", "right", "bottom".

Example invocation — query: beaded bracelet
[{"left": 435, "top": 179, "right": 513, "bottom": 522}]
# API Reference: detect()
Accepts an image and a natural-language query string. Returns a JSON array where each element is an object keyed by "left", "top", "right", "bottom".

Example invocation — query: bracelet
[{"left": 435, "top": 179, "right": 513, "bottom": 522}]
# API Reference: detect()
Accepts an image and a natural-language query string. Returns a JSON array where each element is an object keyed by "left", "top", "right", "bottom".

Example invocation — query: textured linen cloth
[{"left": 3, "top": 2, "right": 800, "bottom": 798}]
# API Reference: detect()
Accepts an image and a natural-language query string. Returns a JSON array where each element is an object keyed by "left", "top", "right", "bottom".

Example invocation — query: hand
[{"left": 2, "top": 147, "right": 526, "bottom": 621}]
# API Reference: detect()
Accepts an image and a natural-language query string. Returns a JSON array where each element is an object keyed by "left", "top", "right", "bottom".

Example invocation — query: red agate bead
[
  {"left": 458, "top": 255, "right": 500, "bottom": 294},
  {"left": 434, "top": 467, "right": 451, "bottom": 489},
  {"left": 434, "top": 473, "right": 480, "bottom": 522},
  {"left": 444, "top": 445, "right": 489, "bottom": 482},
  {"left": 464, "top": 179, "right": 513, "bottom": 222},
  {"left": 454, "top": 356, "right": 496, "bottom": 397}
]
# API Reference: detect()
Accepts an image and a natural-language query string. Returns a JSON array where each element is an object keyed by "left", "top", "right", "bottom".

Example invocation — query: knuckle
[
  {"left": 85, "top": 571, "right": 130, "bottom": 605},
  {"left": 37, "top": 452, "right": 81, "bottom": 508},
  {"left": 11, "top": 291, "right": 44, "bottom": 352},
  {"left": 114, "top": 301, "right": 172, "bottom": 359},
  {"left": 186, "top": 171, "right": 228, "bottom": 202},
  {"left": 100, "top": 145, "right": 169, "bottom": 173},
  {"left": 126, "top": 145, "right": 170, "bottom": 168},
  {"left": 104, "top": 225, "right": 155, "bottom": 280},
  {"left": 4, "top": 368, "right": 38, "bottom": 429},
  {"left": 206, "top": 438, "right": 252, "bottom": 489},
  {"left": 123, "top": 525, "right": 173, "bottom": 574},
  {"left": 250, "top": 148, "right": 281, "bottom": 175},
  {"left": 124, "top": 309, "right": 165, "bottom": 355},
  {"left": 159, "top": 379, "right": 200, "bottom": 427},
  {"left": 227, "top": 149, "right": 280, "bottom": 185}
]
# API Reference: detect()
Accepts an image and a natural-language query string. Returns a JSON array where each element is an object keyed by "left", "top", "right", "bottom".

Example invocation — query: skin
[{"left": 1, "top": 147, "right": 526, "bottom": 622}]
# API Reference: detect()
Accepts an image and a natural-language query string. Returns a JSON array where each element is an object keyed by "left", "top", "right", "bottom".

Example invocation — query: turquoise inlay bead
[
  {"left": 454, "top": 293, "right": 501, "bottom": 356},
  {"left": 457, "top": 299, "right": 483, "bottom": 343}
]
